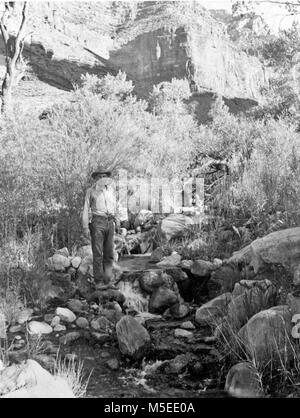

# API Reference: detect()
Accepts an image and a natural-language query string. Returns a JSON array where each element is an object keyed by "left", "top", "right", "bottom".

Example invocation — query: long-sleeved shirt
[{"left": 82, "top": 181, "right": 119, "bottom": 230}]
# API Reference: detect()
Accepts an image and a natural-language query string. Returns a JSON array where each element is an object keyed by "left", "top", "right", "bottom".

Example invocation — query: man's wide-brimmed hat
[{"left": 91, "top": 166, "right": 112, "bottom": 179}]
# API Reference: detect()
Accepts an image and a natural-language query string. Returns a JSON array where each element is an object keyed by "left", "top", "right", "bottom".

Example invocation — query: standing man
[{"left": 82, "top": 166, "right": 120, "bottom": 287}]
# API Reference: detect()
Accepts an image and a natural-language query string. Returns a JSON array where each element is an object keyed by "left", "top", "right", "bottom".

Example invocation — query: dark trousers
[{"left": 89, "top": 216, "right": 115, "bottom": 284}]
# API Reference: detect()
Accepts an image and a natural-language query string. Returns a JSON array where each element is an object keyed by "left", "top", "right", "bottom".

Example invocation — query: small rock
[
  {"left": 44, "top": 314, "right": 55, "bottom": 324},
  {"left": 9, "top": 325, "right": 22, "bottom": 333},
  {"left": 50, "top": 316, "right": 61, "bottom": 327},
  {"left": 166, "top": 353, "right": 196, "bottom": 374},
  {"left": 71, "top": 256, "right": 82, "bottom": 269},
  {"left": 67, "top": 299, "right": 85, "bottom": 314},
  {"left": 28, "top": 321, "right": 53, "bottom": 335},
  {"left": 169, "top": 304, "right": 189, "bottom": 319},
  {"left": 213, "top": 258, "right": 223, "bottom": 268},
  {"left": 55, "top": 307, "right": 76, "bottom": 323},
  {"left": 48, "top": 254, "right": 71, "bottom": 272},
  {"left": 59, "top": 331, "right": 81, "bottom": 345},
  {"left": 180, "top": 321, "right": 195, "bottom": 330},
  {"left": 191, "top": 259, "right": 215, "bottom": 277},
  {"left": 157, "top": 253, "right": 182, "bottom": 267},
  {"left": 174, "top": 329, "right": 193, "bottom": 339},
  {"left": 91, "top": 332, "right": 110, "bottom": 344},
  {"left": 100, "top": 351, "right": 111, "bottom": 359},
  {"left": 76, "top": 317, "right": 89, "bottom": 329},
  {"left": 53, "top": 324, "right": 66, "bottom": 332},
  {"left": 106, "top": 358, "right": 119, "bottom": 371},
  {"left": 17, "top": 308, "right": 33, "bottom": 325},
  {"left": 181, "top": 260, "right": 193, "bottom": 270},
  {"left": 90, "top": 316, "right": 112, "bottom": 333},
  {"left": 225, "top": 362, "right": 263, "bottom": 398}
]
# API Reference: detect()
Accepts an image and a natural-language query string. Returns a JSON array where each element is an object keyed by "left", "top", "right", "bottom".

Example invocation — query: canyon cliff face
[{"left": 0, "top": 1, "right": 269, "bottom": 117}]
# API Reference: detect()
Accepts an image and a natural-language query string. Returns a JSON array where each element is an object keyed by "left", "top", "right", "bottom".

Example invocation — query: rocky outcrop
[
  {"left": 0, "top": 1, "right": 268, "bottom": 119},
  {"left": 110, "top": 2, "right": 268, "bottom": 101}
]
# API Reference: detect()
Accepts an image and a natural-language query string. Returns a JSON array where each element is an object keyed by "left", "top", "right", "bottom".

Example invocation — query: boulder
[
  {"left": 139, "top": 270, "right": 164, "bottom": 293},
  {"left": 195, "top": 293, "right": 232, "bottom": 326},
  {"left": 229, "top": 227, "right": 300, "bottom": 273},
  {"left": 0, "top": 360, "right": 74, "bottom": 398},
  {"left": 47, "top": 254, "right": 71, "bottom": 272},
  {"left": 191, "top": 259, "right": 215, "bottom": 277},
  {"left": 238, "top": 306, "right": 293, "bottom": 366},
  {"left": 28, "top": 321, "right": 52, "bottom": 335},
  {"left": 149, "top": 287, "right": 178, "bottom": 314},
  {"left": 156, "top": 253, "right": 182, "bottom": 267},
  {"left": 55, "top": 307, "right": 76, "bottom": 323},
  {"left": 116, "top": 316, "right": 151, "bottom": 359},
  {"left": 158, "top": 214, "right": 194, "bottom": 241},
  {"left": 225, "top": 362, "right": 263, "bottom": 398}
]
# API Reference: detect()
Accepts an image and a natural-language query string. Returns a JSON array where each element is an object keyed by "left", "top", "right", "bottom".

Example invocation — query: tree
[{"left": 0, "top": 2, "right": 28, "bottom": 114}]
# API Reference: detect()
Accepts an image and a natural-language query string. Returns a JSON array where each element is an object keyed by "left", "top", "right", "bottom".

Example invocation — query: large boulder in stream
[
  {"left": 228, "top": 227, "right": 300, "bottom": 274},
  {"left": 116, "top": 316, "right": 151, "bottom": 359}
]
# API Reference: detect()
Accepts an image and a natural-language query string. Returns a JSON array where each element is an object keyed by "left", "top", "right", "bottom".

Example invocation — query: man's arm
[{"left": 82, "top": 189, "right": 91, "bottom": 237}]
